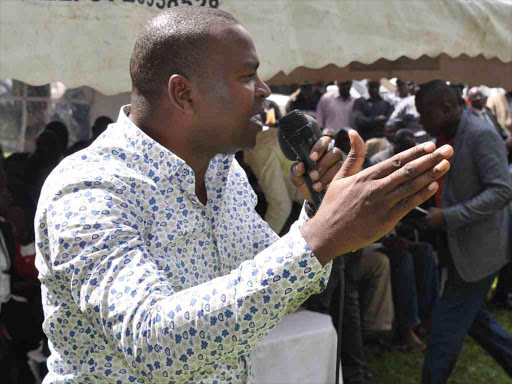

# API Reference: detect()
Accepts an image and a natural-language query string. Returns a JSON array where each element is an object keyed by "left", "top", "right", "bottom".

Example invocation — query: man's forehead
[
  {"left": 209, "top": 23, "right": 253, "bottom": 48},
  {"left": 208, "top": 24, "right": 259, "bottom": 67}
]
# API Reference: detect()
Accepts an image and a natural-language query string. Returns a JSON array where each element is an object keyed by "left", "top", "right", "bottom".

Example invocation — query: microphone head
[
  {"left": 279, "top": 110, "right": 310, "bottom": 136},
  {"left": 278, "top": 110, "right": 321, "bottom": 161}
]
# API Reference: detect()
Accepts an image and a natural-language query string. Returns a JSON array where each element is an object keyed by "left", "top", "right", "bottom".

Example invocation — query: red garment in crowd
[
  {"left": 435, "top": 134, "right": 456, "bottom": 208},
  {"left": 14, "top": 241, "right": 39, "bottom": 286}
]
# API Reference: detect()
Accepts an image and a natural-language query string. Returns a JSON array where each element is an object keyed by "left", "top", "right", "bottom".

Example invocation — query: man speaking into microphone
[{"left": 35, "top": 7, "right": 453, "bottom": 384}]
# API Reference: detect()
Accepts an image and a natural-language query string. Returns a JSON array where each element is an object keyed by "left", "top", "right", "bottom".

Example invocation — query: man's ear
[{"left": 168, "top": 74, "right": 194, "bottom": 114}]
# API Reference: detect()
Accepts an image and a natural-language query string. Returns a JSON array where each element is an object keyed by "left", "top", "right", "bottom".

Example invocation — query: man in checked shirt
[{"left": 35, "top": 7, "right": 453, "bottom": 384}]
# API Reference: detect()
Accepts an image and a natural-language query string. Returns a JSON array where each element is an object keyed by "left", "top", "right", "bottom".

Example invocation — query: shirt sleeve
[
  {"left": 40, "top": 176, "right": 330, "bottom": 381},
  {"left": 388, "top": 103, "right": 403, "bottom": 122}
]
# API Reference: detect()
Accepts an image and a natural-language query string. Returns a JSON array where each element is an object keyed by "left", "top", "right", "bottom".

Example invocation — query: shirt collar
[{"left": 105, "top": 105, "right": 234, "bottom": 194}]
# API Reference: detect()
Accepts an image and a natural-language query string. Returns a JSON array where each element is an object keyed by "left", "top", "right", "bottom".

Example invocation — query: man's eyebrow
[{"left": 242, "top": 60, "right": 260, "bottom": 71}]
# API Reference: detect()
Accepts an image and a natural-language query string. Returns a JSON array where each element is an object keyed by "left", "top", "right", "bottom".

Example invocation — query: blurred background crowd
[{"left": 0, "top": 78, "right": 511, "bottom": 383}]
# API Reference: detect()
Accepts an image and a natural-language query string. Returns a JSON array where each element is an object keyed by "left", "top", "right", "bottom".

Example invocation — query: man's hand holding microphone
[{"left": 280, "top": 110, "right": 453, "bottom": 266}]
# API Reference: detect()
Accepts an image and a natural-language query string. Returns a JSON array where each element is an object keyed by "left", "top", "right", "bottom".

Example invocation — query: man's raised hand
[{"left": 300, "top": 130, "right": 453, "bottom": 266}]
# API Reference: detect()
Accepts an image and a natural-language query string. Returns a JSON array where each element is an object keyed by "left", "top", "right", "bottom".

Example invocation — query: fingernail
[
  {"left": 436, "top": 160, "right": 448, "bottom": 171},
  {"left": 428, "top": 182, "right": 438, "bottom": 191},
  {"left": 310, "top": 170, "right": 319, "bottom": 180},
  {"left": 440, "top": 145, "right": 452, "bottom": 156},
  {"left": 311, "top": 152, "right": 319, "bottom": 161},
  {"left": 313, "top": 182, "right": 322, "bottom": 191},
  {"left": 424, "top": 142, "right": 435, "bottom": 152}
]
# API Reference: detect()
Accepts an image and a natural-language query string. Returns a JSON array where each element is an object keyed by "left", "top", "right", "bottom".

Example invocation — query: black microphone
[{"left": 278, "top": 110, "right": 325, "bottom": 210}]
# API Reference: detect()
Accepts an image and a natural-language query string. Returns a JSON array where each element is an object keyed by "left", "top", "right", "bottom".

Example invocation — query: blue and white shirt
[{"left": 35, "top": 106, "right": 331, "bottom": 384}]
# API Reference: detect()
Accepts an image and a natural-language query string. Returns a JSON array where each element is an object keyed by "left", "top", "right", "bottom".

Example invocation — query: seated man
[
  {"left": 379, "top": 238, "right": 439, "bottom": 351},
  {"left": 305, "top": 249, "right": 393, "bottom": 384},
  {"left": 370, "top": 129, "right": 416, "bottom": 165},
  {"left": 364, "top": 121, "right": 399, "bottom": 159}
]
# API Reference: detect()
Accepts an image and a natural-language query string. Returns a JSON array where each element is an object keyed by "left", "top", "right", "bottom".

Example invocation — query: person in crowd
[
  {"left": 304, "top": 248, "right": 392, "bottom": 384},
  {"left": 485, "top": 90, "right": 512, "bottom": 311},
  {"left": 417, "top": 80, "right": 512, "bottom": 384},
  {"left": 67, "top": 116, "right": 115, "bottom": 155},
  {"left": 44, "top": 121, "right": 69, "bottom": 155},
  {"left": 370, "top": 128, "right": 416, "bottom": 165},
  {"left": 24, "top": 129, "right": 62, "bottom": 201},
  {"left": 0, "top": 154, "right": 45, "bottom": 384},
  {"left": 335, "top": 129, "right": 375, "bottom": 170},
  {"left": 407, "top": 80, "right": 418, "bottom": 96},
  {"left": 34, "top": 8, "right": 452, "bottom": 383},
  {"left": 263, "top": 98, "right": 282, "bottom": 127},
  {"left": 286, "top": 82, "right": 322, "bottom": 116},
  {"left": 91, "top": 115, "right": 114, "bottom": 142},
  {"left": 233, "top": 150, "right": 268, "bottom": 220},
  {"left": 4, "top": 121, "right": 66, "bottom": 247},
  {"left": 388, "top": 79, "right": 410, "bottom": 107},
  {"left": 340, "top": 250, "right": 392, "bottom": 384},
  {"left": 352, "top": 80, "right": 394, "bottom": 141},
  {"left": 467, "top": 86, "right": 509, "bottom": 141},
  {"left": 487, "top": 89, "right": 512, "bottom": 157},
  {"left": 67, "top": 116, "right": 116, "bottom": 155},
  {"left": 334, "top": 129, "right": 351, "bottom": 158},
  {"left": 387, "top": 94, "right": 421, "bottom": 133},
  {"left": 316, "top": 80, "right": 356, "bottom": 136},
  {"left": 364, "top": 120, "right": 397, "bottom": 159},
  {"left": 244, "top": 117, "right": 310, "bottom": 235},
  {"left": 379, "top": 237, "right": 439, "bottom": 351},
  {"left": 487, "top": 88, "right": 512, "bottom": 136}
]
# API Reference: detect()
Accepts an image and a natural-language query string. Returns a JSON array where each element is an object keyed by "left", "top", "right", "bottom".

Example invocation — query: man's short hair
[
  {"left": 44, "top": 120, "right": 69, "bottom": 151},
  {"left": 415, "top": 80, "right": 458, "bottom": 107},
  {"left": 394, "top": 128, "right": 415, "bottom": 143},
  {"left": 92, "top": 116, "right": 113, "bottom": 138},
  {"left": 130, "top": 7, "right": 240, "bottom": 100},
  {"left": 368, "top": 80, "right": 380, "bottom": 89}
]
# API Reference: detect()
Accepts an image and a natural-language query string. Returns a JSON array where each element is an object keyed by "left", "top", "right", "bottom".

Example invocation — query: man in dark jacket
[{"left": 417, "top": 80, "right": 512, "bottom": 384}]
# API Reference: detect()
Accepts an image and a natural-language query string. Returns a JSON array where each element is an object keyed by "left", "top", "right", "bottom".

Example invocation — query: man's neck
[{"left": 129, "top": 99, "right": 212, "bottom": 204}]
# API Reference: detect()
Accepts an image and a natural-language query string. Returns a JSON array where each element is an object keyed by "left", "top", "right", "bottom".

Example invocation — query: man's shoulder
[
  {"left": 353, "top": 97, "right": 368, "bottom": 109},
  {"left": 464, "top": 109, "right": 498, "bottom": 135},
  {"left": 41, "top": 145, "right": 147, "bottom": 201},
  {"left": 461, "top": 110, "right": 505, "bottom": 151},
  {"left": 319, "top": 90, "right": 338, "bottom": 101}
]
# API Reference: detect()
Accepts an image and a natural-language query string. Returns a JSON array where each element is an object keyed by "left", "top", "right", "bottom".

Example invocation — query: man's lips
[
  {"left": 249, "top": 116, "right": 263, "bottom": 127},
  {"left": 249, "top": 107, "right": 265, "bottom": 127}
]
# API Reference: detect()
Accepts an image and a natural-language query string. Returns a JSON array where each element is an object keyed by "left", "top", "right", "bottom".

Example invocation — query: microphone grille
[{"left": 279, "top": 110, "right": 309, "bottom": 136}]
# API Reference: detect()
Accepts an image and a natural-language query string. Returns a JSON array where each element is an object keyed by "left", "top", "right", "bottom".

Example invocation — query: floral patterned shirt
[{"left": 35, "top": 106, "right": 330, "bottom": 384}]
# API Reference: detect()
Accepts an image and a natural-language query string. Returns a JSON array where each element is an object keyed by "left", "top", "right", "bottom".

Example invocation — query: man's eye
[{"left": 243, "top": 73, "right": 256, "bottom": 80}]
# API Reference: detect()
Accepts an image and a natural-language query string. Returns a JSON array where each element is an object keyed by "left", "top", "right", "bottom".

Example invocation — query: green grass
[{"left": 366, "top": 305, "right": 512, "bottom": 384}]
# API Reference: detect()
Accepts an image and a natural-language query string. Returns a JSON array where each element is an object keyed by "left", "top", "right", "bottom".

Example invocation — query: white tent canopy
[{"left": 1, "top": 0, "right": 511, "bottom": 95}]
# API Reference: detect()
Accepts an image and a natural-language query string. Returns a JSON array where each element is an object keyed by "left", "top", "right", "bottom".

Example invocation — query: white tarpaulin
[{"left": 1, "top": 0, "right": 511, "bottom": 94}]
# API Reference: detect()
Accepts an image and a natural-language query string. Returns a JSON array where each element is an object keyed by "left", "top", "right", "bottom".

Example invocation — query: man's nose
[{"left": 256, "top": 77, "right": 271, "bottom": 99}]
